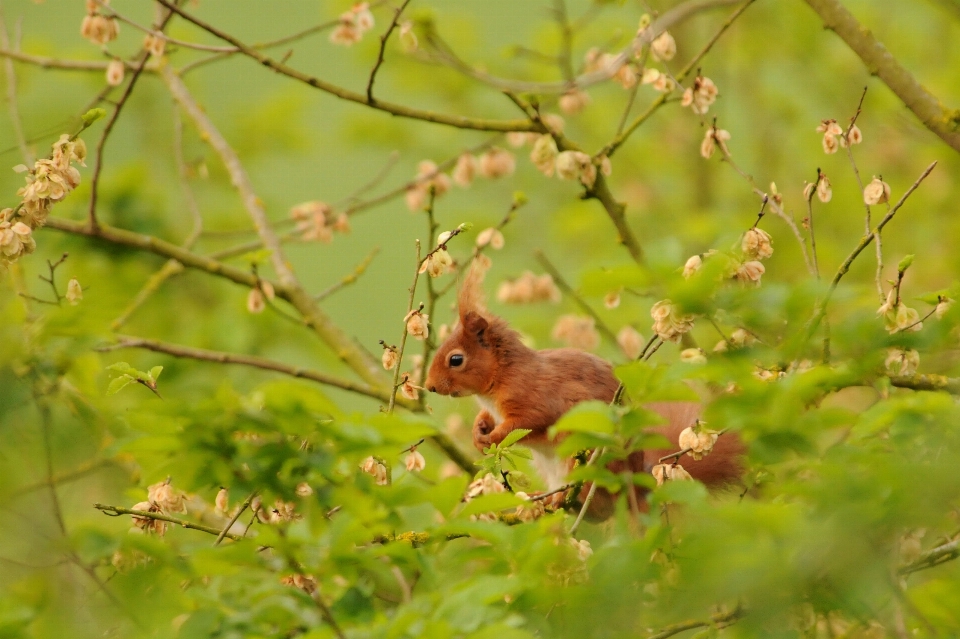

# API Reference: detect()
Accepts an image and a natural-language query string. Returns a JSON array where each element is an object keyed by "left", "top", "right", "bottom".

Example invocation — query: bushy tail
[{"left": 458, "top": 257, "right": 490, "bottom": 320}]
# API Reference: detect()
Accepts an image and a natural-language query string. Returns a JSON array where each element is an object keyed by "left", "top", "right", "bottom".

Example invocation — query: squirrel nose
[{"left": 428, "top": 385, "right": 436, "bottom": 393}]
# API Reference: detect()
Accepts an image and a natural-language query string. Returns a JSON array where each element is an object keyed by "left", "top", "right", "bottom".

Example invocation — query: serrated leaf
[
  {"left": 107, "top": 361, "right": 133, "bottom": 373},
  {"left": 499, "top": 429, "right": 532, "bottom": 448},
  {"left": 502, "top": 446, "right": 532, "bottom": 461},
  {"left": 107, "top": 376, "right": 133, "bottom": 396}
]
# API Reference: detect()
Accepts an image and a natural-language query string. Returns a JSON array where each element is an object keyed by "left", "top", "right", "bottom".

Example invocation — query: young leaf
[
  {"left": 499, "top": 429, "right": 532, "bottom": 448},
  {"left": 148, "top": 366, "right": 163, "bottom": 382},
  {"left": 107, "top": 376, "right": 134, "bottom": 396}
]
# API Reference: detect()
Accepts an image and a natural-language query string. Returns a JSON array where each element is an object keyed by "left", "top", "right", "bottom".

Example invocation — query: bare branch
[
  {"left": 94, "top": 503, "right": 244, "bottom": 541},
  {"left": 96, "top": 335, "right": 406, "bottom": 406},
  {"left": 160, "top": 65, "right": 295, "bottom": 288},
  {"left": 153, "top": 0, "right": 537, "bottom": 133},
  {"left": 802, "top": 0, "right": 960, "bottom": 153},
  {"left": 366, "top": 0, "right": 412, "bottom": 103}
]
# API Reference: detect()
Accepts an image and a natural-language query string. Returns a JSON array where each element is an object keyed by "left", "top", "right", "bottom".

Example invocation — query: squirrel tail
[{"left": 458, "top": 257, "right": 490, "bottom": 319}]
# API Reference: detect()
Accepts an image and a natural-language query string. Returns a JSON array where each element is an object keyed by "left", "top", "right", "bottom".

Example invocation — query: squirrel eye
[{"left": 449, "top": 354, "right": 464, "bottom": 367}]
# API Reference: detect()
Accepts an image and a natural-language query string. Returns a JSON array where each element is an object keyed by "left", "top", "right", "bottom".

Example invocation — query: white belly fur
[{"left": 474, "top": 397, "right": 568, "bottom": 490}]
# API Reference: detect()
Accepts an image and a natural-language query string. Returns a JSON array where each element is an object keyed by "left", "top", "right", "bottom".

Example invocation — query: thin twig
[
  {"left": 315, "top": 247, "right": 380, "bottom": 301},
  {"left": 0, "top": 8, "right": 33, "bottom": 165},
  {"left": 534, "top": 249, "right": 621, "bottom": 351},
  {"left": 214, "top": 491, "right": 256, "bottom": 546},
  {"left": 153, "top": 0, "right": 536, "bottom": 133},
  {"left": 161, "top": 65, "right": 295, "bottom": 287},
  {"left": 94, "top": 503, "right": 244, "bottom": 541},
  {"left": 603, "top": 0, "right": 757, "bottom": 157},
  {"left": 88, "top": 7, "right": 177, "bottom": 230},
  {"left": 804, "top": 161, "right": 937, "bottom": 341},
  {"left": 95, "top": 335, "right": 409, "bottom": 407},
  {"left": 366, "top": 0, "right": 412, "bottom": 103},
  {"left": 569, "top": 447, "right": 605, "bottom": 536}
]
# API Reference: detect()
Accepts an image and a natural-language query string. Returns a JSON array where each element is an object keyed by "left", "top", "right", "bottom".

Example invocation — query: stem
[{"left": 366, "top": 0, "right": 412, "bottom": 103}]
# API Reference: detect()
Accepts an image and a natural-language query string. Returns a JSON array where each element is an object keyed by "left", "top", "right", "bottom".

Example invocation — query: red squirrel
[{"left": 424, "top": 261, "right": 744, "bottom": 517}]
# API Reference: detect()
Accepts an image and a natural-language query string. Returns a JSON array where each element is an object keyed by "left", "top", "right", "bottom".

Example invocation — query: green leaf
[
  {"left": 898, "top": 254, "right": 915, "bottom": 272},
  {"left": 457, "top": 493, "right": 523, "bottom": 518},
  {"left": 81, "top": 107, "right": 106, "bottom": 125},
  {"left": 148, "top": 366, "right": 163, "bottom": 382},
  {"left": 106, "top": 376, "right": 133, "bottom": 396},
  {"left": 106, "top": 361, "right": 134, "bottom": 373},
  {"left": 550, "top": 401, "right": 616, "bottom": 435},
  {"left": 499, "top": 428, "right": 532, "bottom": 448}
]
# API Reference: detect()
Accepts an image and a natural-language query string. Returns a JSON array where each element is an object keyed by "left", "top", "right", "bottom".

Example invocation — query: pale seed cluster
[
  {"left": 360, "top": 456, "right": 389, "bottom": 485},
  {"left": 816, "top": 119, "right": 862, "bottom": 155},
  {"left": 700, "top": 125, "right": 731, "bottom": 159},
  {"left": 677, "top": 421, "right": 719, "bottom": 461},
  {"left": 81, "top": 0, "right": 119, "bottom": 46},
  {"left": 106, "top": 59, "right": 125, "bottom": 86},
  {"left": 680, "top": 348, "right": 706, "bottom": 364},
  {"left": 651, "top": 462, "right": 693, "bottom": 486},
  {"left": 617, "top": 325, "right": 644, "bottom": 359},
  {"left": 877, "top": 289, "right": 923, "bottom": 334},
  {"left": 681, "top": 75, "right": 719, "bottom": 115},
  {"left": 650, "top": 299, "right": 695, "bottom": 343},
  {"left": 863, "top": 176, "right": 891, "bottom": 205},
  {"left": 475, "top": 227, "right": 505, "bottom": 250},
  {"left": 280, "top": 574, "right": 318, "bottom": 594},
  {"left": 66, "top": 278, "right": 83, "bottom": 305},
  {"left": 128, "top": 479, "right": 188, "bottom": 536},
  {"left": 552, "top": 315, "right": 601, "bottom": 351},
  {"left": 3, "top": 134, "right": 88, "bottom": 270},
  {"left": 496, "top": 271, "right": 561, "bottom": 304},
  {"left": 419, "top": 248, "right": 454, "bottom": 278},
  {"left": 513, "top": 492, "right": 546, "bottom": 522},
  {"left": 290, "top": 200, "right": 350, "bottom": 243},
  {"left": 405, "top": 448, "right": 426, "bottom": 472},
  {"left": 885, "top": 348, "right": 919, "bottom": 377},
  {"left": 713, "top": 328, "right": 756, "bottom": 353},
  {"left": 330, "top": 2, "right": 375, "bottom": 46},
  {"left": 246, "top": 280, "right": 275, "bottom": 314},
  {"left": 404, "top": 308, "right": 429, "bottom": 340}
]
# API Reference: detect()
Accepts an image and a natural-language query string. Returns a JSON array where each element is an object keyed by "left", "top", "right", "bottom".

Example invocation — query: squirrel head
[{"left": 426, "top": 258, "right": 503, "bottom": 397}]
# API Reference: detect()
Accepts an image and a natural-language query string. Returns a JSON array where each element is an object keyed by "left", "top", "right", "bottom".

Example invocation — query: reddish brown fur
[{"left": 424, "top": 261, "right": 745, "bottom": 517}]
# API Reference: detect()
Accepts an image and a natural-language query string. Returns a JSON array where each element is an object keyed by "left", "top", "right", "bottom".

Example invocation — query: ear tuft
[{"left": 462, "top": 310, "right": 488, "bottom": 337}]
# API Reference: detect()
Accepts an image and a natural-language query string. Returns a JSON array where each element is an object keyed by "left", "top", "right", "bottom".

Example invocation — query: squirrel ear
[{"left": 462, "top": 310, "right": 488, "bottom": 337}]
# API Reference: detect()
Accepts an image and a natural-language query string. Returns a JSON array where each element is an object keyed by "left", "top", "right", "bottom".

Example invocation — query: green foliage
[{"left": 2, "top": 0, "right": 960, "bottom": 638}]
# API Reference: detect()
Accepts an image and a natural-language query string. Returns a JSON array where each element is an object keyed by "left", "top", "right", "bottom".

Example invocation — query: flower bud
[
  {"left": 247, "top": 288, "right": 265, "bottom": 313},
  {"left": 404, "top": 449, "right": 426, "bottom": 472},
  {"left": 66, "top": 278, "right": 83, "bottom": 305},
  {"left": 404, "top": 309, "right": 429, "bottom": 339},
  {"left": 106, "top": 59, "right": 125, "bottom": 86},
  {"left": 863, "top": 177, "right": 891, "bottom": 205},
  {"left": 381, "top": 347, "right": 398, "bottom": 371}
]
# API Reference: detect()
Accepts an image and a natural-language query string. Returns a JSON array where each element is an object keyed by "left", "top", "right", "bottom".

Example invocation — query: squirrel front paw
[{"left": 473, "top": 410, "right": 497, "bottom": 452}]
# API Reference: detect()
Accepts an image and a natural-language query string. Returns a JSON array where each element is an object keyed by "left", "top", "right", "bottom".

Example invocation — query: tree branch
[
  {"left": 900, "top": 538, "right": 960, "bottom": 575},
  {"left": 152, "top": 0, "right": 536, "bottom": 133},
  {"left": 534, "top": 249, "right": 621, "bottom": 351},
  {"left": 94, "top": 503, "right": 244, "bottom": 541},
  {"left": 95, "top": 335, "right": 407, "bottom": 406},
  {"left": 804, "top": 161, "right": 937, "bottom": 341},
  {"left": 366, "top": 0, "right": 411, "bottom": 103},
  {"left": 160, "top": 64, "right": 295, "bottom": 288},
  {"left": 802, "top": 0, "right": 960, "bottom": 153}
]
